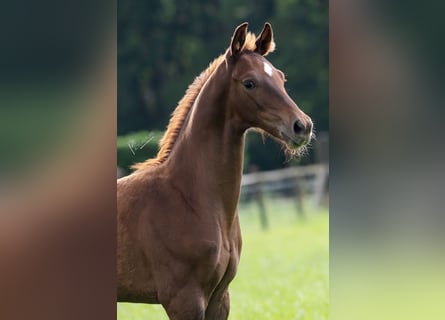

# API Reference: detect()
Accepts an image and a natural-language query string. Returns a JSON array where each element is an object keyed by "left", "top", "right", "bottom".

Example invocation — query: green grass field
[{"left": 117, "top": 197, "right": 329, "bottom": 320}]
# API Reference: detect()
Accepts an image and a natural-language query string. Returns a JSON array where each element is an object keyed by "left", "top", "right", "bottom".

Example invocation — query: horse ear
[
  {"left": 255, "top": 22, "right": 276, "bottom": 56},
  {"left": 230, "top": 22, "right": 249, "bottom": 57}
]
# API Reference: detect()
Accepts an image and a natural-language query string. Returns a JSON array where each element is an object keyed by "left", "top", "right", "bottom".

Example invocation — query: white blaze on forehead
[{"left": 263, "top": 62, "right": 273, "bottom": 77}]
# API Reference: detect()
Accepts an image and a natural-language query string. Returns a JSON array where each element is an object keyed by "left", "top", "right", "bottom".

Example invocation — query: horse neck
[{"left": 166, "top": 63, "right": 245, "bottom": 220}]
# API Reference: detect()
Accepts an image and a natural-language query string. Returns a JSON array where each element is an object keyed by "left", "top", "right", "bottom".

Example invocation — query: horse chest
[
  {"left": 186, "top": 227, "right": 239, "bottom": 290},
  {"left": 206, "top": 236, "right": 240, "bottom": 293}
]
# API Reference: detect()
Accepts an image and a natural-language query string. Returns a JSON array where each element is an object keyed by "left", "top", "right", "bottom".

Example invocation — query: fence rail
[
  {"left": 240, "top": 164, "right": 329, "bottom": 229},
  {"left": 242, "top": 164, "right": 328, "bottom": 186}
]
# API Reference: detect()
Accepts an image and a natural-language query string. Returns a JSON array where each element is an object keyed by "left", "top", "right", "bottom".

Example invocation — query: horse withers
[{"left": 117, "top": 22, "right": 313, "bottom": 320}]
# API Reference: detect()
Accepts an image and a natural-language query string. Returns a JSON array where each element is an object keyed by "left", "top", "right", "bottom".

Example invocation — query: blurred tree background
[{"left": 118, "top": 0, "right": 327, "bottom": 174}]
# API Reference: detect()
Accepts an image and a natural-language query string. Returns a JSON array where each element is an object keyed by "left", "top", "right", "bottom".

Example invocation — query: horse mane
[{"left": 131, "top": 31, "right": 272, "bottom": 171}]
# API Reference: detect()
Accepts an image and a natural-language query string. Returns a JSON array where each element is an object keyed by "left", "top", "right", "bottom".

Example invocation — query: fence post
[
  {"left": 253, "top": 181, "right": 268, "bottom": 230},
  {"left": 294, "top": 178, "right": 305, "bottom": 220}
]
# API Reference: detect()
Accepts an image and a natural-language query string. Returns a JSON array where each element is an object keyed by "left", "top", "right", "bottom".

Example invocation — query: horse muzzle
[{"left": 283, "top": 118, "right": 313, "bottom": 148}]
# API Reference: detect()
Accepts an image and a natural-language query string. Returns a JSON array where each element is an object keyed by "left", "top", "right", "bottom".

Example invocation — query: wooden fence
[{"left": 240, "top": 164, "right": 329, "bottom": 229}]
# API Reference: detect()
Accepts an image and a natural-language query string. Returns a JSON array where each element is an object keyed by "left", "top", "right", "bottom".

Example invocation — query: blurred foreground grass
[{"left": 117, "top": 197, "right": 329, "bottom": 320}]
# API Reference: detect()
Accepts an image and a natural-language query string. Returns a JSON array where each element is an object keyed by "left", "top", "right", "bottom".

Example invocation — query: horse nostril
[{"left": 293, "top": 120, "right": 305, "bottom": 135}]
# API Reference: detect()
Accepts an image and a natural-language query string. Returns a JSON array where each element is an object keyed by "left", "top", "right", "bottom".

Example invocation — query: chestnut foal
[{"left": 117, "top": 22, "right": 313, "bottom": 320}]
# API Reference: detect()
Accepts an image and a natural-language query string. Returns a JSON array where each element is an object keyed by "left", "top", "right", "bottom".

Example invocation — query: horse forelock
[
  {"left": 242, "top": 32, "right": 276, "bottom": 55},
  {"left": 131, "top": 31, "right": 274, "bottom": 171}
]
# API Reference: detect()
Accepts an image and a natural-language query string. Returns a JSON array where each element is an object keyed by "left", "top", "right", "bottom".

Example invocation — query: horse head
[{"left": 225, "top": 22, "right": 313, "bottom": 155}]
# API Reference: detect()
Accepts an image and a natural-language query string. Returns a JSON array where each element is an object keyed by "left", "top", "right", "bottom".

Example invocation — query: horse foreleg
[
  {"left": 205, "top": 289, "right": 230, "bottom": 320},
  {"left": 161, "top": 283, "right": 206, "bottom": 320}
]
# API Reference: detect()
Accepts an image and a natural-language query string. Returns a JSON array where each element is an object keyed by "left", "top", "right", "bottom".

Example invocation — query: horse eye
[{"left": 243, "top": 80, "right": 256, "bottom": 90}]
